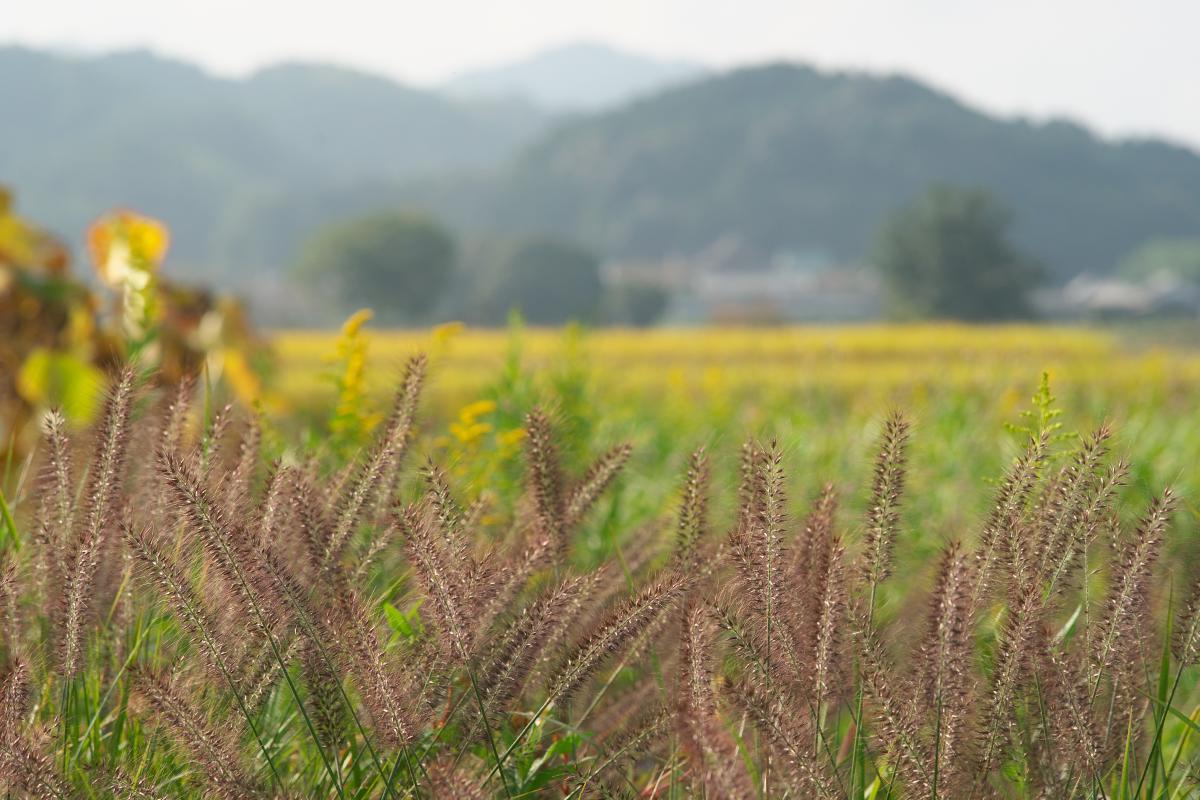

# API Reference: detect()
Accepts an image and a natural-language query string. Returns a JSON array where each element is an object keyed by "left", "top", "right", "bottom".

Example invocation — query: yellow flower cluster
[{"left": 450, "top": 399, "right": 497, "bottom": 444}]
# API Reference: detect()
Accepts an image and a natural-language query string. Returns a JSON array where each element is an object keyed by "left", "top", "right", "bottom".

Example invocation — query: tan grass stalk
[
  {"left": 475, "top": 573, "right": 588, "bottom": 716},
  {"left": 60, "top": 366, "right": 135, "bottom": 677},
  {"left": 34, "top": 410, "right": 73, "bottom": 587},
  {"left": 197, "top": 402, "right": 234, "bottom": 480},
  {"left": 675, "top": 602, "right": 756, "bottom": 800},
  {"left": 147, "top": 376, "right": 195, "bottom": 529},
  {"left": 130, "top": 667, "right": 259, "bottom": 799},
  {"left": 108, "top": 766, "right": 171, "bottom": 800},
  {"left": 581, "top": 704, "right": 670, "bottom": 786},
  {"left": 562, "top": 442, "right": 633, "bottom": 531},
  {"left": 917, "top": 541, "right": 975, "bottom": 789},
  {"left": 810, "top": 534, "right": 849, "bottom": 709},
  {"left": 1173, "top": 555, "right": 1200, "bottom": 666},
  {"left": 461, "top": 492, "right": 492, "bottom": 533},
  {"left": 724, "top": 675, "right": 838, "bottom": 798},
  {"left": 547, "top": 570, "right": 688, "bottom": 707},
  {"left": 736, "top": 439, "right": 766, "bottom": 532},
  {"left": 709, "top": 596, "right": 777, "bottom": 683},
  {"left": 301, "top": 637, "right": 346, "bottom": 752},
  {"left": 255, "top": 462, "right": 293, "bottom": 551},
  {"left": 222, "top": 415, "right": 261, "bottom": 520},
  {"left": 583, "top": 679, "right": 665, "bottom": 746},
  {"left": 0, "top": 557, "right": 17, "bottom": 659},
  {"left": 238, "top": 631, "right": 299, "bottom": 716},
  {"left": 971, "top": 431, "right": 1048, "bottom": 614},
  {"left": 372, "top": 353, "right": 427, "bottom": 513},
  {"left": 421, "top": 461, "right": 493, "bottom": 628},
  {"left": 1030, "top": 426, "right": 1118, "bottom": 598},
  {"left": 324, "top": 354, "right": 425, "bottom": 570},
  {"left": 399, "top": 500, "right": 474, "bottom": 659},
  {"left": 125, "top": 523, "right": 237, "bottom": 686},
  {"left": 157, "top": 374, "right": 195, "bottom": 460},
  {"left": 339, "top": 590, "right": 422, "bottom": 749},
  {"left": 670, "top": 448, "right": 710, "bottom": 569},
  {"left": 727, "top": 439, "right": 805, "bottom": 684},
  {"left": 976, "top": 592, "right": 1039, "bottom": 781},
  {"left": 792, "top": 482, "right": 837, "bottom": 591},
  {"left": 0, "top": 723, "right": 76, "bottom": 800},
  {"left": 1038, "top": 458, "right": 1126, "bottom": 604},
  {"left": 427, "top": 757, "right": 487, "bottom": 800},
  {"left": 524, "top": 407, "right": 566, "bottom": 552},
  {"left": 861, "top": 411, "right": 910, "bottom": 590},
  {"left": 159, "top": 452, "right": 286, "bottom": 643},
  {"left": 1043, "top": 640, "right": 1103, "bottom": 786},
  {"left": 475, "top": 532, "right": 557, "bottom": 638},
  {"left": 1091, "top": 488, "right": 1175, "bottom": 678},
  {"left": 0, "top": 658, "right": 31, "bottom": 737},
  {"left": 289, "top": 471, "right": 333, "bottom": 577},
  {"left": 857, "top": 619, "right": 932, "bottom": 797},
  {"left": 526, "top": 566, "right": 609, "bottom": 686}
]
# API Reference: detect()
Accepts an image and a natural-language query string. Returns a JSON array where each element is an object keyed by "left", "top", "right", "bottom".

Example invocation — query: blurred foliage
[
  {"left": 1118, "top": 237, "right": 1200, "bottom": 282},
  {"left": 87, "top": 209, "right": 170, "bottom": 345},
  {"left": 874, "top": 185, "right": 1043, "bottom": 321},
  {"left": 471, "top": 236, "right": 602, "bottom": 325},
  {"left": 0, "top": 187, "right": 267, "bottom": 452},
  {"left": 324, "top": 308, "right": 384, "bottom": 459},
  {"left": 0, "top": 47, "right": 548, "bottom": 286},
  {"left": 270, "top": 321, "right": 1200, "bottom": 580},
  {"left": 598, "top": 281, "right": 669, "bottom": 326},
  {"left": 292, "top": 211, "right": 455, "bottom": 325}
]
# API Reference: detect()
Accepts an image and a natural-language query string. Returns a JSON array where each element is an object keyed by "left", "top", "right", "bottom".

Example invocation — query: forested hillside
[
  {"left": 448, "top": 64, "right": 1200, "bottom": 280},
  {"left": 0, "top": 47, "right": 552, "bottom": 280},
  {"left": 5, "top": 49, "right": 1199, "bottom": 286}
]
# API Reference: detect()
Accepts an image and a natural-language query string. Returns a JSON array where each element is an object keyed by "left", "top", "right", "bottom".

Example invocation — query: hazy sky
[{"left": 4, "top": 0, "right": 1198, "bottom": 147}]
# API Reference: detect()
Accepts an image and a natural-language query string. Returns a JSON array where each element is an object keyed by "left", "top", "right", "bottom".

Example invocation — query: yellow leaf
[
  {"left": 219, "top": 349, "right": 262, "bottom": 406},
  {"left": 16, "top": 348, "right": 105, "bottom": 425}
]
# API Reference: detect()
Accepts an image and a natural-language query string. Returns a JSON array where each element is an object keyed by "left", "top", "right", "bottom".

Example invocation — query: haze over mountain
[
  {"left": 424, "top": 63, "right": 1200, "bottom": 281},
  {"left": 0, "top": 45, "right": 553, "bottom": 276},
  {"left": 443, "top": 41, "right": 705, "bottom": 110},
  {"left": 3, "top": 43, "right": 1199, "bottom": 295}
]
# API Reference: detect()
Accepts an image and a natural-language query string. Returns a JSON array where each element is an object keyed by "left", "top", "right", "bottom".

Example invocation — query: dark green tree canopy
[
  {"left": 476, "top": 237, "right": 602, "bottom": 325},
  {"left": 293, "top": 211, "right": 455, "bottom": 323},
  {"left": 874, "top": 185, "right": 1042, "bottom": 321},
  {"left": 599, "top": 282, "right": 670, "bottom": 327}
]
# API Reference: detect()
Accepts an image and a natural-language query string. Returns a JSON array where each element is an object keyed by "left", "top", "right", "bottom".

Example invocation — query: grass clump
[{"left": 0, "top": 354, "right": 1197, "bottom": 799}]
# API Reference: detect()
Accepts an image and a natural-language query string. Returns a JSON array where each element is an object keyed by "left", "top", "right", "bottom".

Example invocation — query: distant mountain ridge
[
  {"left": 0, "top": 46, "right": 554, "bottom": 278},
  {"left": 443, "top": 41, "right": 705, "bottom": 110},
  {"left": 3, "top": 45, "right": 1199, "bottom": 294},
  {"left": 415, "top": 63, "right": 1200, "bottom": 281}
]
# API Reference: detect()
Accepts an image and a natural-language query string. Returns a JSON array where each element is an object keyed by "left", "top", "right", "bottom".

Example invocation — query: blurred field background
[{"left": 266, "top": 321, "right": 1200, "bottom": 585}]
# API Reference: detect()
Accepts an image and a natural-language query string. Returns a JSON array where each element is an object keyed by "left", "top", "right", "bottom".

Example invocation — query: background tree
[
  {"left": 873, "top": 185, "right": 1042, "bottom": 320},
  {"left": 475, "top": 236, "right": 602, "bottom": 324},
  {"left": 599, "top": 282, "right": 670, "bottom": 326},
  {"left": 293, "top": 211, "right": 455, "bottom": 323}
]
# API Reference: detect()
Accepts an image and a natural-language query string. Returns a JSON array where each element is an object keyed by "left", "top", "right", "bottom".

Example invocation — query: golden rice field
[
  {"left": 269, "top": 323, "right": 1200, "bottom": 558},
  {"left": 270, "top": 322, "right": 1200, "bottom": 422}
]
